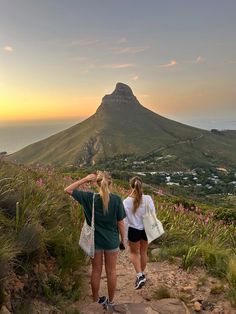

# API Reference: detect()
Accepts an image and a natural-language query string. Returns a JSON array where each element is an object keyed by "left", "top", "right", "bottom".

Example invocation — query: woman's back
[
  {"left": 72, "top": 190, "right": 125, "bottom": 250},
  {"left": 65, "top": 171, "right": 126, "bottom": 305},
  {"left": 123, "top": 194, "right": 155, "bottom": 230}
]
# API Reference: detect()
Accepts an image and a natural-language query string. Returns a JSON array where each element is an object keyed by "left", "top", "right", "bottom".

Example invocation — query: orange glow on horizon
[
  {"left": 1, "top": 82, "right": 234, "bottom": 123},
  {"left": 0, "top": 86, "right": 101, "bottom": 122}
]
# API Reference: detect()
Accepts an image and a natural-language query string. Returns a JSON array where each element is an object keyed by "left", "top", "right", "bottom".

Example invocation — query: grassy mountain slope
[
  {"left": 1, "top": 160, "right": 236, "bottom": 311},
  {"left": 9, "top": 83, "right": 236, "bottom": 169}
]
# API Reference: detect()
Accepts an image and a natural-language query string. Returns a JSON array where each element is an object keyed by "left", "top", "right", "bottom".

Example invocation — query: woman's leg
[
  {"left": 140, "top": 240, "right": 148, "bottom": 273},
  {"left": 104, "top": 251, "right": 119, "bottom": 302},
  {"left": 129, "top": 241, "right": 142, "bottom": 273},
  {"left": 91, "top": 251, "right": 103, "bottom": 301}
]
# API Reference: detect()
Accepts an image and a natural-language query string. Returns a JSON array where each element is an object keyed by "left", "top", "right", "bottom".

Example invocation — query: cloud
[
  {"left": 159, "top": 60, "right": 177, "bottom": 68},
  {"left": 112, "top": 46, "right": 149, "bottom": 54},
  {"left": 131, "top": 75, "right": 139, "bottom": 81},
  {"left": 3, "top": 45, "right": 13, "bottom": 52},
  {"left": 193, "top": 56, "right": 205, "bottom": 64},
  {"left": 71, "top": 39, "right": 100, "bottom": 46},
  {"left": 101, "top": 63, "right": 134, "bottom": 69},
  {"left": 117, "top": 37, "right": 128, "bottom": 44}
]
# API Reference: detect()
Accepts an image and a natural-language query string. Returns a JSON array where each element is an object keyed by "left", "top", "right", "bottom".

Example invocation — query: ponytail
[
  {"left": 130, "top": 176, "right": 143, "bottom": 213},
  {"left": 96, "top": 171, "right": 111, "bottom": 214}
]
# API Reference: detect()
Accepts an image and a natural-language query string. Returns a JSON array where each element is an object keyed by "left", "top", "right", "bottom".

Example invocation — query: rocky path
[{"left": 70, "top": 247, "right": 235, "bottom": 314}]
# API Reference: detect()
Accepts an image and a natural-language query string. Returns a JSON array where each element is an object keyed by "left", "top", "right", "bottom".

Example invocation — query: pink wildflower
[
  {"left": 36, "top": 178, "right": 44, "bottom": 187},
  {"left": 195, "top": 207, "right": 201, "bottom": 214},
  {"left": 63, "top": 176, "right": 72, "bottom": 181},
  {"left": 197, "top": 214, "right": 204, "bottom": 222}
]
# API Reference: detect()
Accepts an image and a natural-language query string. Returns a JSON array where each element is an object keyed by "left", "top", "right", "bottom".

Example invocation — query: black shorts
[{"left": 128, "top": 226, "right": 148, "bottom": 242}]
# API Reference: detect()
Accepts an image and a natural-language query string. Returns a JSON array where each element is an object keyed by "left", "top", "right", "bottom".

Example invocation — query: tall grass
[
  {"left": 0, "top": 161, "right": 85, "bottom": 309},
  {"left": 227, "top": 258, "right": 236, "bottom": 307},
  {"left": 155, "top": 197, "right": 236, "bottom": 306}
]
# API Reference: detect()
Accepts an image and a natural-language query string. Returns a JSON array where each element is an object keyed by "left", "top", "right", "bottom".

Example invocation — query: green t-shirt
[{"left": 72, "top": 190, "right": 126, "bottom": 250}]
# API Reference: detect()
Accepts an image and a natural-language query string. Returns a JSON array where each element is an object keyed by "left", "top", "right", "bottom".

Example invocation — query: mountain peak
[
  {"left": 113, "top": 82, "right": 134, "bottom": 97},
  {"left": 97, "top": 82, "right": 140, "bottom": 113}
]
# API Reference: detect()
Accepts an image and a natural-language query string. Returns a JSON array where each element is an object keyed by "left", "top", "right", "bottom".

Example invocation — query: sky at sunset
[{"left": 1, "top": 0, "right": 236, "bottom": 129}]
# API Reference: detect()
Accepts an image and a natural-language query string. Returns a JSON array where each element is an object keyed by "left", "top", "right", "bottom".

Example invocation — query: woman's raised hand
[{"left": 85, "top": 173, "right": 97, "bottom": 182}]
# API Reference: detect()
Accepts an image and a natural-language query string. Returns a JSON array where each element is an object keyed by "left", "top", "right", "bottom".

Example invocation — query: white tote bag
[
  {"left": 142, "top": 195, "right": 164, "bottom": 244},
  {"left": 79, "top": 193, "right": 95, "bottom": 258}
]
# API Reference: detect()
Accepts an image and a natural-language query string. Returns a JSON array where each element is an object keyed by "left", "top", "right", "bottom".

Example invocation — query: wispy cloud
[
  {"left": 159, "top": 60, "right": 177, "bottom": 68},
  {"left": 192, "top": 56, "right": 205, "bottom": 64},
  {"left": 117, "top": 37, "right": 128, "bottom": 44},
  {"left": 131, "top": 75, "right": 139, "bottom": 81},
  {"left": 111, "top": 46, "right": 149, "bottom": 54},
  {"left": 3, "top": 45, "right": 13, "bottom": 52},
  {"left": 101, "top": 63, "right": 134, "bottom": 69}
]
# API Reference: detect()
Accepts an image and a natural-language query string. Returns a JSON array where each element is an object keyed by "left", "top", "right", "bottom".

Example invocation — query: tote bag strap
[
  {"left": 91, "top": 193, "right": 96, "bottom": 229},
  {"left": 145, "top": 195, "right": 151, "bottom": 215}
]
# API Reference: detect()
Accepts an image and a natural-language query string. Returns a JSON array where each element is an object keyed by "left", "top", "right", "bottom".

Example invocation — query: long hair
[
  {"left": 130, "top": 176, "right": 143, "bottom": 213},
  {"left": 96, "top": 171, "right": 111, "bottom": 214}
]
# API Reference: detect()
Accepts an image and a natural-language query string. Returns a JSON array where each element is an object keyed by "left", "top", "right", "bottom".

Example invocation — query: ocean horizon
[{"left": 0, "top": 119, "right": 83, "bottom": 154}]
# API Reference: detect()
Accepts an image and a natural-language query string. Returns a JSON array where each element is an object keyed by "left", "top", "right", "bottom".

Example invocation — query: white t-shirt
[{"left": 123, "top": 195, "right": 156, "bottom": 230}]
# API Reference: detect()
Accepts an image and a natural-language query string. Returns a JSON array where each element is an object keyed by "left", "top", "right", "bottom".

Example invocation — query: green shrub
[
  {"left": 196, "top": 275, "right": 208, "bottom": 288},
  {"left": 18, "top": 224, "right": 46, "bottom": 254},
  {"left": 158, "top": 244, "right": 191, "bottom": 261},
  {"left": 210, "top": 284, "right": 225, "bottom": 294},
  {"left": 183, "top": 241, "right": 231, "bottom": 277},
  {"left": 153, "top": 286, "right": 171, "bottom": 299},
  {"left": 227, "top": 257, "right": 236, "bottom": 307}
]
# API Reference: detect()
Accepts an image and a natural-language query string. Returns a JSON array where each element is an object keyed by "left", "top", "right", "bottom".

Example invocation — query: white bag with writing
[{"left": 142, "top": 195, "right": 164, "bottom": 244}]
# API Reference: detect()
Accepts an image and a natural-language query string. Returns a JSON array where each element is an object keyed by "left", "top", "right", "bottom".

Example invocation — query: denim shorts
[{"left": 95, "top": 247, "right": 119, "bottom": 253}]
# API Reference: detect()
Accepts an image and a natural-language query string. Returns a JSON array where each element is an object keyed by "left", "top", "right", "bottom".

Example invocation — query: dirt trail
[{"left": 71, "top": 247, "right": 235, "bottom": 314}]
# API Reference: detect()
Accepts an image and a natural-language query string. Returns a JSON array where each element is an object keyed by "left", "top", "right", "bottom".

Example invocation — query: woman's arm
[
  {"left": 117, "top": 219, "right": 125, "bottom": 244},
  {"left": 64, "top": 173, "right": 97, "bottom": 195}
]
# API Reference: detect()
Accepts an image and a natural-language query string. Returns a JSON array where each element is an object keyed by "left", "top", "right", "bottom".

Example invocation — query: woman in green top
[{"left": 64, "top": 171, "right": 126, "bottom": 308}]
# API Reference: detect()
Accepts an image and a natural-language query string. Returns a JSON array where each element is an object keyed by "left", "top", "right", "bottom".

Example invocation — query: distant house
[{"left": 166, "top": 182, "right": 179, "bottom": 186}]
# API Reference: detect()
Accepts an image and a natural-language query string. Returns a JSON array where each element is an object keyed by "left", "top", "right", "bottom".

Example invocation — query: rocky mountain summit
[{"left": 101, "top": 82, "right": 137, "bottom": 104}]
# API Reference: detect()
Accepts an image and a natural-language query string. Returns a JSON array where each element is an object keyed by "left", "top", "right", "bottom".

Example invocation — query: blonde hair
[
  {"left": 96, "top": 171, "right": 111, "bottom": 214},
  {"left": 130, "top": 176, "right": 143, "bottom": 213}
]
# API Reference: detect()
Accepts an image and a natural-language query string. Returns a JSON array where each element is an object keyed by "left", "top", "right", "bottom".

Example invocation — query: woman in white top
[{"left": 123, "top": 176, "right": 156, "bottom": 289}]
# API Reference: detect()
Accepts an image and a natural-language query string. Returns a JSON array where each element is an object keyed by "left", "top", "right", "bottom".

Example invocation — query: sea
[{"left": 0, "top": 119, "right": 83, "bottom": 154}]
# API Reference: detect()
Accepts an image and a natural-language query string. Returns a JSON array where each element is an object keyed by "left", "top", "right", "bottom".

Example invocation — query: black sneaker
[
  {"left": 134, "top": 275, "right": 146, "bottom": 289},
  {"left": 102, "top": 299, "right": 114, "bottom": 311},
  {"left": 98, "top": 296, "right": 108, "bottom": 305}
]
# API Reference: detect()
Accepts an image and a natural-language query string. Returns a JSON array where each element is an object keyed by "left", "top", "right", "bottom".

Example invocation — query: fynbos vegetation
[
  {"left": 0, "top": 161, "right": 84, "bottom": 312},
  {"left": 0, "top": 159, "right": 236, "bottom": 311}
]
